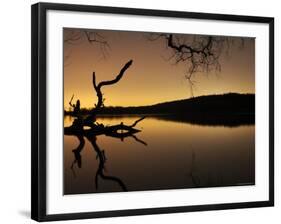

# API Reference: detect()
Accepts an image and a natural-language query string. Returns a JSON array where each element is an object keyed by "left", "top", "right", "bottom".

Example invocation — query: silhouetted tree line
[{"left": 65, "top": 93, "right": 255, "bottom": 116}]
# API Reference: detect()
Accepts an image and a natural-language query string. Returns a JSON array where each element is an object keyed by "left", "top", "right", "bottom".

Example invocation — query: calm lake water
[{"left": 64, "top": 115, "right": 255, "bottom": 195}]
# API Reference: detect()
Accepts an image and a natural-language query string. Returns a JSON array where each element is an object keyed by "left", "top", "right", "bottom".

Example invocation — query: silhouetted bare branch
[
  {"left": 84, "top": 31, "right": 110, "bottom": 58},
  {"left": 64, "top": 29, "right": 110, "bottom": 65},
  {"left": 91, "top": 60, "right": 133, "bottom": 115},
  {"left": 65, "top": 60, "right": 146, "bottom": 143},
  {"left": 64, "top": 30, "right": 83, "bottom": 44},
  {"left": 129, "top": 116, "right": 146, "bottom": 128},
  {"left": 68, "top": 94, "right": 75, "bottom": 108},
  {"left": 147, "top": 33, "right": 242, "bottom": 96}
]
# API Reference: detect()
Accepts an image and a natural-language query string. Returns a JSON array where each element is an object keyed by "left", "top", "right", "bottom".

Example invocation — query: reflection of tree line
[{"left": 154, "top": 113, "right": 254, "bottom": 128}]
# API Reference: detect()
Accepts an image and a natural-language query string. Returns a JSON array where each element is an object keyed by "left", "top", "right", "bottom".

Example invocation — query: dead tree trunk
[
  {"left": 65, "top": 60, "right": 146, "bottom": 139},
  {"left": 84, "top": 60, "right": 133, "bottom": 127}
]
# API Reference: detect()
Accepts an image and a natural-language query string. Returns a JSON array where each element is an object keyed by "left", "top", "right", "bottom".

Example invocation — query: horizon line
[{"left": 64, "top": 92, "right": 255, "bottom": 111}]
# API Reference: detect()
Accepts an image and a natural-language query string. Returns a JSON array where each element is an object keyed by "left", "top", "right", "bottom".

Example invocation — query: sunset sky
[{"left": 63, "top": 28, "right": 255, "bottom": 109}]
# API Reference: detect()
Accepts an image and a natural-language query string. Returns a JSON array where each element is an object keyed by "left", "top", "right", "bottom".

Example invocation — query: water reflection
[
  {"left": 64, "top": 115, "right": 255, "bottom": 195},
  {"left": 67, "top": 119, "right": 149, "bottom": 193},
  {"left": 152, "top": 113, "right": 254, "bottom": 127},
  {"left": 70, "top": 133, "right": 128, "bottom": 191},
  {"left": 87, "top": 135, "right": 127, "bottom": 191}
]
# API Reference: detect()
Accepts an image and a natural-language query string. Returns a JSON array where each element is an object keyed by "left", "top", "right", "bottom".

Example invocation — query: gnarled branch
[
  {"left": 68, "top": 94, "right": 75, "bottom": 108},
  {"left": 94, "top": 60, "right": 133, "bottom": 90},
  {"left": 146, "top": 33, "right": 241, "bottom": 96},
  {"left": 65, "top": 60, "right": 146, "bottom": 142},
  {"left": 129, "top": 116, "right": 146, "bottom": 128},
  {"left": 87, "top": 60, "right": 133, "bottom": 121},
  {"left": 64, "top": 29, "right": 110, "bottom": 65}
]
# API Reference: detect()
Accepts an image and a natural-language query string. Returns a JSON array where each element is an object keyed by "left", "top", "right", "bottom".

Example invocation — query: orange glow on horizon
[{"left": 64, "top": 29, "right": 255, "bottom": 109}]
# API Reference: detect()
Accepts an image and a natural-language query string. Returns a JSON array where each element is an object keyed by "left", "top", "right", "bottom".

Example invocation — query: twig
[{"left": 129, "top": 116, "right": 146, "bottom": 128}]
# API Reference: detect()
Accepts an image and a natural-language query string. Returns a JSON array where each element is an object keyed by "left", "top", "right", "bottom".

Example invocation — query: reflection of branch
[
  {"left": 70, "top": 164, "right": 77, "bottom": 178},
  {"left": 71, "top": 135, "right": 85, "bottom": 167},
  {"left": 69, "top": 133, "right": 128, "bottom": 192},
  {"left": 86, "top": 135, "right": 128, "bottom": 191},
  {"left": 70, "top": 135, "right": 86, "bottom": 178},
  {"left": 130, "top": 135, "right": 147, "bottom": 146},
  {"left": 189, "top": 150, "right": 201, "bottom": 187},
  {"left": 187, "top": 150, "right": 225, "bottom": 187}
]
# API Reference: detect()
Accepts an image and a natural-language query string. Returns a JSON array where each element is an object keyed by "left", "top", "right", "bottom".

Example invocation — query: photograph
[{"left": 63, "top": 28, "right": 255, "bottom": 195}]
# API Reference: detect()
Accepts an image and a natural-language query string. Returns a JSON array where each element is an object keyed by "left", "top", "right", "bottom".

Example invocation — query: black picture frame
[{"left": 31, "top": 2, "right": 274, "bottom": 222}]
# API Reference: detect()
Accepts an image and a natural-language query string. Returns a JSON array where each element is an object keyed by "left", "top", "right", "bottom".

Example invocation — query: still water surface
[{"left": 64, "top": 115, "right": 255, "bottom": 195}]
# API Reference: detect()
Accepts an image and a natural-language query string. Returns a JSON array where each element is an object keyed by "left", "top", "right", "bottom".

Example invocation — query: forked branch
[
  {"left": 91, "top": 60, "right": 133, "bottom": 112},
  {"left": 129, "top": 116, "right": 146, "bottom": 128}
]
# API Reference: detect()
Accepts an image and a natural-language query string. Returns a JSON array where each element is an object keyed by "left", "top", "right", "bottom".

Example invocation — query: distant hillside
[{"left": 65, "top": 93, "right": 255, "bottom": 116}]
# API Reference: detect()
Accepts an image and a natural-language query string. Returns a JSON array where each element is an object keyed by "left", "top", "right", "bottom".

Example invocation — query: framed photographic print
[{"left": 31, "top": 2, "right": 274, "bottom": 222}]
